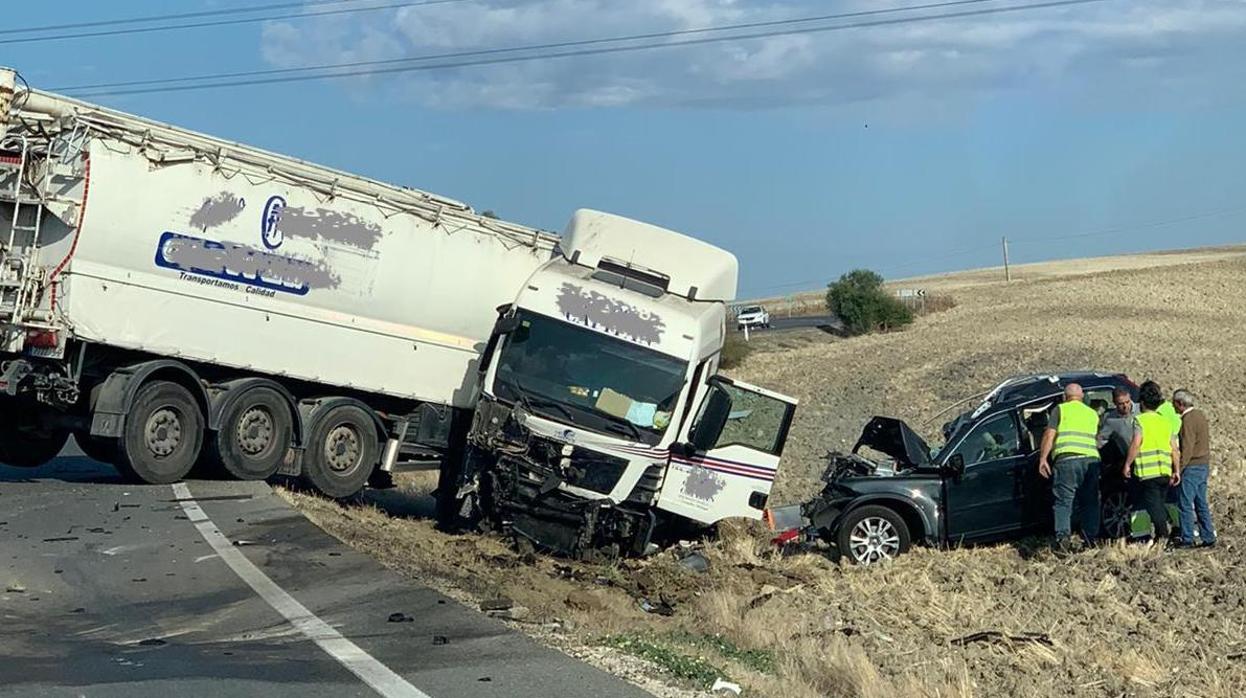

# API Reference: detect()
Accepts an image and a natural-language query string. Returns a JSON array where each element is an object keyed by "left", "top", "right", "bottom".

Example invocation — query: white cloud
[{"left": 260, "top": 0, "right": 1246, "bottom": 109}]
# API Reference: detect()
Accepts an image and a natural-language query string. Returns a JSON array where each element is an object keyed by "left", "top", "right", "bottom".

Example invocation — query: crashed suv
[{"left": 800, "top": 372, "right": 1143, "bottom": 564}]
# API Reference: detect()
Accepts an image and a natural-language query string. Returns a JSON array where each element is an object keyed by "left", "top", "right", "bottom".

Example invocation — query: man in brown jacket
[{"left": 1174, "top": 389, "right": 1216, "bottom": 548}]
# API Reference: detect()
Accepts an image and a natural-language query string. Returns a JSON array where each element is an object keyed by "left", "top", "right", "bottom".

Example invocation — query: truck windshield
[{"left": 493, "top": 312, "right": 688, "bottom": 445}]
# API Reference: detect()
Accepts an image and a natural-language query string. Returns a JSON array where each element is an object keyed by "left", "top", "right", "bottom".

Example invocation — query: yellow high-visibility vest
[
  {"left": 1134, "top": 411, "right": 1174, "bottom": 479},
  {"left": 1053, "top": 401, "right": 1100, "bottom": 460}
]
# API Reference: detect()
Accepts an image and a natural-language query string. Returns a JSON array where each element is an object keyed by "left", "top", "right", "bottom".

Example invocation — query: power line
[
  {"left": 0, "top": 0, "right": 478, "bottom": 46},
  {"left": 1007, "top": 205, "right": 1246, "bottom": 246},
  {"left": 56, "top": 0, "right": 1114, "bottom": 98},
  {"left": 0, "top": 0, "right": 376, "bottom": 35},
  {"left": 52, "top": 0, "right": 1007, "bottom": 92}
]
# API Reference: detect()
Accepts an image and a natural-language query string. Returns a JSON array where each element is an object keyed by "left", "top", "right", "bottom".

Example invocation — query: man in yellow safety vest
[
  {"left": 1038, "top": 383, "right": 1102, "bottom": 552},
  {"left": 1124, "top": 380, "right": 1182, "bottom": 542}
]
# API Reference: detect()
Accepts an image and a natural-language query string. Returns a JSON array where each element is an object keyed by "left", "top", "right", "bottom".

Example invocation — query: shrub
[{"left": 825, "top": 269, "right": 913, "bottom": 336}]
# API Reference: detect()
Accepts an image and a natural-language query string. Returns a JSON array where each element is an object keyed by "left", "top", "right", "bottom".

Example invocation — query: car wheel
[
  {"left": 1100, "top": 490, "right": 1130, "bottom": 539},
  {"left": 837, "top": 505, "right": 910, "bottom": 565}
]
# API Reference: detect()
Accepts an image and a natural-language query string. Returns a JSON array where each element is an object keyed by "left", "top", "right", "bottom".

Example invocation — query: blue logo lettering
[{"left": 261, "top": 195, "right": 286, "bottom": 250}]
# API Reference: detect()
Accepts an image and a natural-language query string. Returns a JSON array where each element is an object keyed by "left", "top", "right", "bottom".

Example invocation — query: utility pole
[{"left": 1002, "top": 236, "right": 1012, "bottom": 283}]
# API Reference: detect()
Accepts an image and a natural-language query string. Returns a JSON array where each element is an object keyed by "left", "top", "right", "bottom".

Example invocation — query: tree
[{"left": 826, "top": 269, "right": 912, "bottom": 336}]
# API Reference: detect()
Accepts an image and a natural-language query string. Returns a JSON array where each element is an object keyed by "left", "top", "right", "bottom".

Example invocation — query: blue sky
[{"left": 8, "top": 0, "right": 1246, "bottom": 297}]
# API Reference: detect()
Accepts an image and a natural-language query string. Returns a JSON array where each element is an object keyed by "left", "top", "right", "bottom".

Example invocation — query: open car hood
[{"left": 852, "top": 416, "right": 932, "bottom": 468}]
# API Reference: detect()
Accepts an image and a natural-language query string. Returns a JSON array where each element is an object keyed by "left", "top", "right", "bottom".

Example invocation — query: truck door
[
  {"left": 942, "top": 412, "right": 1030, "bottom": 543},
  {"left": 657, "top": 377, "right": 797, "bottom": 524}
]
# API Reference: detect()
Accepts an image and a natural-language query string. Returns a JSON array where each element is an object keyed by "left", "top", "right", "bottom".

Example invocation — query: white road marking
[{"left": 171, "top": 483, "right": 431, "bottom": 698}]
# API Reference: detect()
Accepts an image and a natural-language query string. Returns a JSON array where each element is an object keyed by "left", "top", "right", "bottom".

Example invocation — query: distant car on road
[
  {"left": 793, "top": 372, "right": 1163, "bottom": 565},
  {"left": 735, "top": 305, "right": 771, "bottom": 331}
]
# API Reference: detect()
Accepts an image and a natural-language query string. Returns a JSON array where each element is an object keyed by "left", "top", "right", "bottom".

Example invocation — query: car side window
[
  {"left": 1084, "top": 388, "right": 1115, "bottom": 420},
  {"left": 950, "top": 413, "right": 1022, "bottom": 466}
]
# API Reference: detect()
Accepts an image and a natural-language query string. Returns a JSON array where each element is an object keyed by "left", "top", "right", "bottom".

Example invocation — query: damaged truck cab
[{"left": 452, "top": 210, "right": 798, "bottom": 557}]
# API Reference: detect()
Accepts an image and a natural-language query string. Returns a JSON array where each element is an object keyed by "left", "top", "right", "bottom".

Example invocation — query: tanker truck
[{"left": 0, "top": 68, "right": 797, "bottom": 557}]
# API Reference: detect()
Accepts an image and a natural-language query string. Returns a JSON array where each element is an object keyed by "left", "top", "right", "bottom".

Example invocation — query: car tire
[
  {"left": 116, "top": 381, "right": 205, "bottom": 485},
  {"left": 836, "top": 505, "right": 911, "bottom": 565},
  {"left": 208, "top": 387, "right": 293, "bottom": 481},
  {"left": 1100, "top": 489, "right": 1130, "bottom": 539},
  {"left": 300, "top": 404, "right": 378, "bottom": 499}
]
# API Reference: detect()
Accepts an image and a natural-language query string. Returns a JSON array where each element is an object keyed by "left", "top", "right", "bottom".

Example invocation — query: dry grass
[{"left": 285, "top": 250, "right": 1246, "bottom": 697}]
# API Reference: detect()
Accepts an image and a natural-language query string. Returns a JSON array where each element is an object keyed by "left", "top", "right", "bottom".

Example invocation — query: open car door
[{"left": 658, "top": 377, "right": 798, "bottom": 524}]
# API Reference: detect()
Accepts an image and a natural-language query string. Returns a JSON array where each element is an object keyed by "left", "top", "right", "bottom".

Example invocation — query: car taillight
[{"left": 26, "top": 329, "right": 58, "bottom": 348}]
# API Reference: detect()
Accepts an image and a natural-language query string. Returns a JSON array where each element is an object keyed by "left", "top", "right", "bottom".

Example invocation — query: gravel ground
[{"left": 289, "top": 253, "right": 1246, "bottom": 698}]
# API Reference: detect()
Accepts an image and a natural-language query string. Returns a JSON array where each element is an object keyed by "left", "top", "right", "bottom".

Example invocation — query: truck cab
[{"left": 454, "top": 210, "right": 798, "bottom": 557}]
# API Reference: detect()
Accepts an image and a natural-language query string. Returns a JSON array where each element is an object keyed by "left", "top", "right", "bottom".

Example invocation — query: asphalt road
[
  {"left": 735, "top": 314, "right": 843, "bottom": 334},
  {"left": 0, "top": 446, "right": 650, "bottom": 698}
]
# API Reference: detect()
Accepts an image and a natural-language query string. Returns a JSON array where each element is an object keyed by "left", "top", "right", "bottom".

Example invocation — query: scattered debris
[
  {"left": 677, "top": 552, "right": 710, "bottom": 573},
  {"left": 432, "top": 635, "right": 449, "bottom": 646},
  {"left": 137, "top": 638, "right": 167, "bottom": 647},
  {"left": 477, "top": 677, "right": 492, "bottom": 683},
  {"left": 87, "top": 527, "right": 109, "bottom": 534},
  {"left": 747, "top": 583, "right": 806, "bottom": 610},
  {"left": 233, "top": 540, "right": 258, "bottom": 547},
  {"left": 42, "top": 537, "right": 79, "bottom": 542},
  {"left": 480, "top": 597, "right": 514, "bottom": 612},
  {"left": 951, "top": 631, "right": 1053, "bottom": 648},
  {"left": 6, "top": 584, "right": 26, "bottom": 594},
  {"left": 70, "top": 607, "right": 86, "bottom": 614},
  {"left": 388, "top": 612, "right": 415, "bottom": 623},
  {"left": 487, "top": 606, "right": 531, "bottom": 621},
  {"left": 131, "top": 578, "right": 148, "bottom": 583},
  {"left": 639, "top": 597, "right": 675, "bottom": 616},
  {"left": 712, "top": 677, "right": 743, "bottom": 696}
]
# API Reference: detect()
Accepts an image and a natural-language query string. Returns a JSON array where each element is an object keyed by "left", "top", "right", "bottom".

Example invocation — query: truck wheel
[
  {"left": 0, "top": 409, "right": 69, "bottom": 468},
  {"left": 210, "top": 388, "right": 293, "bottom": 481},
  {"left": 73, "top": 431, "right": 118, "bottom": 465},
  {"left": 301, "top": 404, "right": 378, "bottom": 499},
  {"left": 116, "top": 381, "right": 205, "bottom": 485},
  {"left": 836, "top": 505, "right": 910, "bottom": 565}
]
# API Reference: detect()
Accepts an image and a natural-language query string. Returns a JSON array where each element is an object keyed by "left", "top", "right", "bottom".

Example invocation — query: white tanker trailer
[{"left": 0, "top": 68, "right": 796, "bottom": 557}]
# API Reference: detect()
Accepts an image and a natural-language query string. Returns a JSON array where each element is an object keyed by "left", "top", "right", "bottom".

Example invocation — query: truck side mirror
[
  {"left": 944, "top": 453, "right": 965, "bottom": 480},
  {"left": 689, "top": 384, "right": 732, "bottom": 453},
  {"left": 493, "top": 314, "right": 520, "bottom": 335}
]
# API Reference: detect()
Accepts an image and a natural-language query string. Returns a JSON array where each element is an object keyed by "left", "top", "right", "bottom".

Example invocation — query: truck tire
[
  {"left": 0, "top": 410, "right": 69, "bottom": 468},
  {"left": 301, "top": 404, "right": 378, "bottom": 499},
  {"left": 836, "top": 505, "right": 910, "bottom": 566},
  {"left": 208, "top": 387, "right": 293, "bottom": 481},
  {"left": 116, "top": 381, "right": 205, "bottom": 485},
  {"left": 73, "top": 431, "right": 118, "bottom": 466}
]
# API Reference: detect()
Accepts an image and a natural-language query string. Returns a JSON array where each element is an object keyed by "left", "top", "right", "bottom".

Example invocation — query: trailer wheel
[
  {"left": 116, "top": 381, "right": 204, "bottom": 485},
  {"left": 209, "top": 387, "right": 293, "bottom": 481},
  {"left": 301, "top": 404, "right": 378, "bottom": 499}
]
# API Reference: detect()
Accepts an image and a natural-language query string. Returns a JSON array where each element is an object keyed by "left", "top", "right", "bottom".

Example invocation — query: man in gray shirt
[{"left": 1098, "top": 387, "right": 1138, "bottom": 469}]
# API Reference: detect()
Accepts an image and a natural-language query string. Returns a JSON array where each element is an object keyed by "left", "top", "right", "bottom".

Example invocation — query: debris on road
[
  {"left": 712, "top": 678, "right": 743, "bottom": 696},
  {"left": 432, "top": 635, "right": 449, "bottom": 645},
  {"left": 387, "top": 612, "right": 415, "bottom": 623},
  {"left": 136, "top": 638, "right": 167, "bottom": 647},
  {"left": 42, "top": 536, "right": 78, "bottom": 542}
]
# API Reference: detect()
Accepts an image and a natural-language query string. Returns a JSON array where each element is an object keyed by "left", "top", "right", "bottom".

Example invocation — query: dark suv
[{"left": 802, "top": 372, "right": 1139, "bottom": 564}]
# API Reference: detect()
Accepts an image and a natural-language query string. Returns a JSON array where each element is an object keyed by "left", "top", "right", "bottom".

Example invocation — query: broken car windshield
[{"left": 493, "top": 311, "right": 688, "bottom": 445}]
